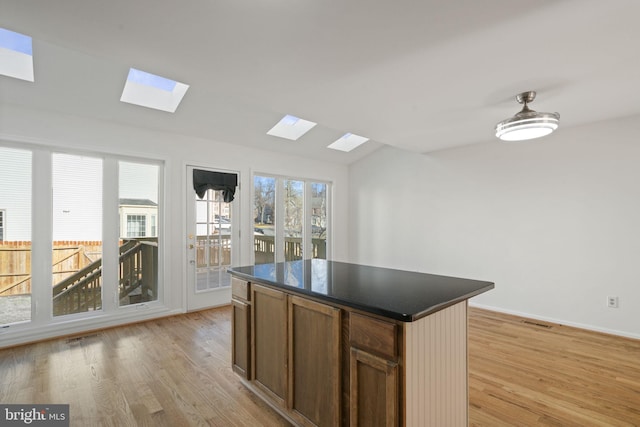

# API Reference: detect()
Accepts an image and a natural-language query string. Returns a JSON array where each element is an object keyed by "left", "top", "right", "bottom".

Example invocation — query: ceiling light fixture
[{"left": 495, "top": 91, "right": 559, "bottom": 141}]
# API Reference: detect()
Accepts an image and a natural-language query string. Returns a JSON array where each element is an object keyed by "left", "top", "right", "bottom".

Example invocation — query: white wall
[
  {"left": 0, "top": 104, "right": 349, "bottom": 343},
  {"left": 349, "top": 115, "right": 640, "bottom": 339}
]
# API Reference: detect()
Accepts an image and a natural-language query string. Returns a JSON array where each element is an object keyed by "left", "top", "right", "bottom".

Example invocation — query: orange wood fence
[{"left": 0, "top": 241, "right": 103, "bottom": 296}]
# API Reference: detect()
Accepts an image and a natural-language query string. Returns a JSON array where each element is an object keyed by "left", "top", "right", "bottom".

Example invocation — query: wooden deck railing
[
  {"left": 52, "top": 258, "right": 102, "bottom": 316},
  {"left": 4, "top": 235, "right": 322, "bottom": 314},
  {"left": 52, "top": 238, "right": 158, "bottom": 315},
  {"left": 119, "top": 239, "right": 158, "bottom": 304},
  {"left": 254, "top": 235, "right": 327, "bottom": 263}
]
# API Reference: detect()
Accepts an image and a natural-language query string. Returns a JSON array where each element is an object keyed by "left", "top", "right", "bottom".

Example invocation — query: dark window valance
[{"left": 193, "top": 169, "right": 238, "bottom": 202}]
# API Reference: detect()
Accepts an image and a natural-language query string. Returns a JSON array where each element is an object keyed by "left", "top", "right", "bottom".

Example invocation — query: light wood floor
[
  {"left": 468, "top": 308, "right": 640, "bottom": 426},
  {"left": 0, "top": 306, "right": 639, "bottom": 426}
]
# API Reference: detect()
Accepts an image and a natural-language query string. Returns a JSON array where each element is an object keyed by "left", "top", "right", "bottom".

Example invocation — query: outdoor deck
[{"left": 1, "top": 235, "right": 324, "bottom": 324}]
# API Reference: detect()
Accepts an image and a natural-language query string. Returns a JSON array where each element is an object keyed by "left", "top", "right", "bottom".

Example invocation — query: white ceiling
[{"left": 2, "top": 0, "right": 640, "bottom": 164}]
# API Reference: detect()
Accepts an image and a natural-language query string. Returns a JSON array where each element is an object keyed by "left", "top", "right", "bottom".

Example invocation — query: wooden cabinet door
[
  {"left": 252, "top": 284, "right": 288, "bottom": 406},
  {"left": 231, "top": 299, "right": 250, "bottom": 378},
  {"left": 350, "top": 348, "right": 398, "bottom": 427},
  {"left": 288, "top": 296, "right": 341, "bottom": 427}
]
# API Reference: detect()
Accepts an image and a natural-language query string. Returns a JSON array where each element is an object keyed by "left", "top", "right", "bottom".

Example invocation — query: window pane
[
  {"left": 311, "top": 183, "right": 327, "bottom": 259},
  {"left": 254, "top": 176, "right": 276, "bottom": 264},
  {"left": 119, "top": 161, "right": 159, "bottom": 306},
  {"left": 0, "top": 147, "right": 32, "bottom": 326},
  {"left": 195, "top": 189, "right": 232, "bottom": 290},
  {"left": 284, "top": 179, "right": 303, "bottom": 261},
  {"left": 126, "top": 214, "right": 146, "bottom": 237},
  {"left": 52, "top": 153, "right": 103, "bottom": 316}
]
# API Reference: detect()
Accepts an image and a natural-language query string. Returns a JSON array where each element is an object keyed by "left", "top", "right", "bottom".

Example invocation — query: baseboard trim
[
  {"left": 0, "top": 306, "right": 184, "bottom": 349},
  {"left": 469, "top": 303, "right": 640, "bottom": 341}
]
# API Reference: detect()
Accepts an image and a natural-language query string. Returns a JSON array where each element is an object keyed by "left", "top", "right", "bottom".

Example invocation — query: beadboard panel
[{"left": 404, "top": 301, "right": 468, "bottom": 427}]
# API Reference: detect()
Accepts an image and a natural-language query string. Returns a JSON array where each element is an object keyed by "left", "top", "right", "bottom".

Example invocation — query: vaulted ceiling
[{"left": 2, "top": 0, "right": 640, "bottom": 164}]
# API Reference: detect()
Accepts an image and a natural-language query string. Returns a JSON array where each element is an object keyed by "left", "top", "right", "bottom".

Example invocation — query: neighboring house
[
  {"left": 0, "top": 209, "right": 4, "bottom": 241},
  {"left": 119, "top": 199, "right": 158, "bottom": 238}
]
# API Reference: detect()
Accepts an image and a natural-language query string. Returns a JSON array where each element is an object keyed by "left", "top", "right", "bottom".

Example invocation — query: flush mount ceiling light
[{"left": 495, "top": 91, "right": 559, "bottom": 141}]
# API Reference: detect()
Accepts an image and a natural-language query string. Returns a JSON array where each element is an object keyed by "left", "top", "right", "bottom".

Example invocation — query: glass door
[
  {"left": 195, "top": 189, "right": 232, "bottom": 290},
  {"left": 186, "top": 166, "right": 238, "bottom": 310}
]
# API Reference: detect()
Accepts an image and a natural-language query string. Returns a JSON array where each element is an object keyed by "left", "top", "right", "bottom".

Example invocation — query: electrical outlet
[{"left": 607, "top": 296, "right": 619, "bottom": 308}]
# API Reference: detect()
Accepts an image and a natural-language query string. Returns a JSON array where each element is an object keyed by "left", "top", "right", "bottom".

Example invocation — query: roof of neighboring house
[{"left": 119, "top": 198, "right": 158, "bottom": 207}]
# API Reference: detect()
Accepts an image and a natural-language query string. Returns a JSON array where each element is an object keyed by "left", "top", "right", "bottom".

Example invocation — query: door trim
[{"left": 185, "top": 164, "right": 240, "bottom": 311}]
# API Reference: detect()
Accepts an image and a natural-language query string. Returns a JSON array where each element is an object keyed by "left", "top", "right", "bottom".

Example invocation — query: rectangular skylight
[
  {"left": 267, "top": 115, "right": 317, "bottom": 140},
  {"left": 0, "top": 27, "right": 34, "bottom": 82},
  {"left": 120, "top": 68, "right": 189, "bottom": 113},
  {"left": 327, "top": 133, "right": 369, "bottom": 152}
]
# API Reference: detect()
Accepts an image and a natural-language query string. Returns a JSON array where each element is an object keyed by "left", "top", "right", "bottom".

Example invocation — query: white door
[{"left": 186, "top": 166, "right": 238, "bottom": 310}]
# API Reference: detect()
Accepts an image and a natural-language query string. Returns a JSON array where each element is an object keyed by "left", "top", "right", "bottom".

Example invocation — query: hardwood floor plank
[
  {"left": 468, "top": 307, "right": 640, "bottom": 426},
  {"left": 1, "top": 306, "right": 638, "bottom": 426}
]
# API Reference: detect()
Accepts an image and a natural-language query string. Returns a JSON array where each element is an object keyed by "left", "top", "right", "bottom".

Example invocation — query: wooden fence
[
  {"left": 2, "top": 236, "right": 327, "bottom": 296},
  {"left": 0, "top": 241, "right": 103, "bottom": 296}
]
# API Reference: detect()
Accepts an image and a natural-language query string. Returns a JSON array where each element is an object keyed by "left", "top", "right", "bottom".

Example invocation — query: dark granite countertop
[{"left": 228, "top": 260, "right": 494, "bottom": 322}]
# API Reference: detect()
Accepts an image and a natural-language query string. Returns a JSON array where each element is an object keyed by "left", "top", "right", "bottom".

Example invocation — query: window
[
  {"left": 195, "top": 188, "right": 233, "bottom": 290},
  {"left": 254, "top": 176, "right": 276, "bottom": 264},
  {"left": 1, "top": 143, "right": 163, "bottom": 335},
  {"left": 254, "top": 174, "right": 330, "bottom": 264},
  {"left": 284, "top": 179, "right": 304, "bottom": 261},
  {"left": 52, "top": 153, "right": 103, "bottom": 316},
  {"left": 119, "top": 161, "right": 160, "bottom": 307},
  {"left": 311, "top": 183, "right": 328, "bottom": 260},
  {"left": 0, "top": 147, "right": 32, "bottom": 326},
  {"left": 151, "top": 215, "right": 157, "bottom": 237},
  {"left": 127, "top": 215, "right": 147, "bottom": 237}
]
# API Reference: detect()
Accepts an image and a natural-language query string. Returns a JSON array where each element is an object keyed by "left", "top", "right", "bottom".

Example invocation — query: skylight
[
  {"left": 0, "top": 27, "right": 34, "bottom": 82},
  {"left": 327, "top": 133, "right": 369, "bottom": 152},
  {"left": 120, "top": 68, "right": 189, "bottom": 113},
  {"left": 267, "top": 115, "right": 317, "bottom": 141}
]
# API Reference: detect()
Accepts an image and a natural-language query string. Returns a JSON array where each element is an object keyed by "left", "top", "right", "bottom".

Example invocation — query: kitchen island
[{"left": 228, "top": 259, "right": 494, "bottom": 427}]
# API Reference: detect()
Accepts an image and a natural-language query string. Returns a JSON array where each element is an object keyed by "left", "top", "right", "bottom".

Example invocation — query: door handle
[{"left": 189, "top": 244, "right": 194, "bottom": 249}]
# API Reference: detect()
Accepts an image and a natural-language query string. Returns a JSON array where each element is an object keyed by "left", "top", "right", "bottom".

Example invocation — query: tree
[{"left": 254, "top": 176, "right": 275, "bottom": 225}]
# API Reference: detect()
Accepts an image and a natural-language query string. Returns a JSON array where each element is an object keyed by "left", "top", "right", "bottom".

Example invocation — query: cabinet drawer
[
  {"left": 349, "top": 312, "right": 397, "bottom": 360},
  {"left": 231, "top": 277, "right": 250, "bottom": 301}
]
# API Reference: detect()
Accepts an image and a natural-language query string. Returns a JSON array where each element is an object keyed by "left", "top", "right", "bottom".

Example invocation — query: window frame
[
  {"left": 126, "top": 214, "right": 147, "bottom": 237},
  {"left": 0, "top": 141, "right": 166, "bottom": 338},
  {"left": 253, "top": 173, "right": 331, "bottom": 264}
]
